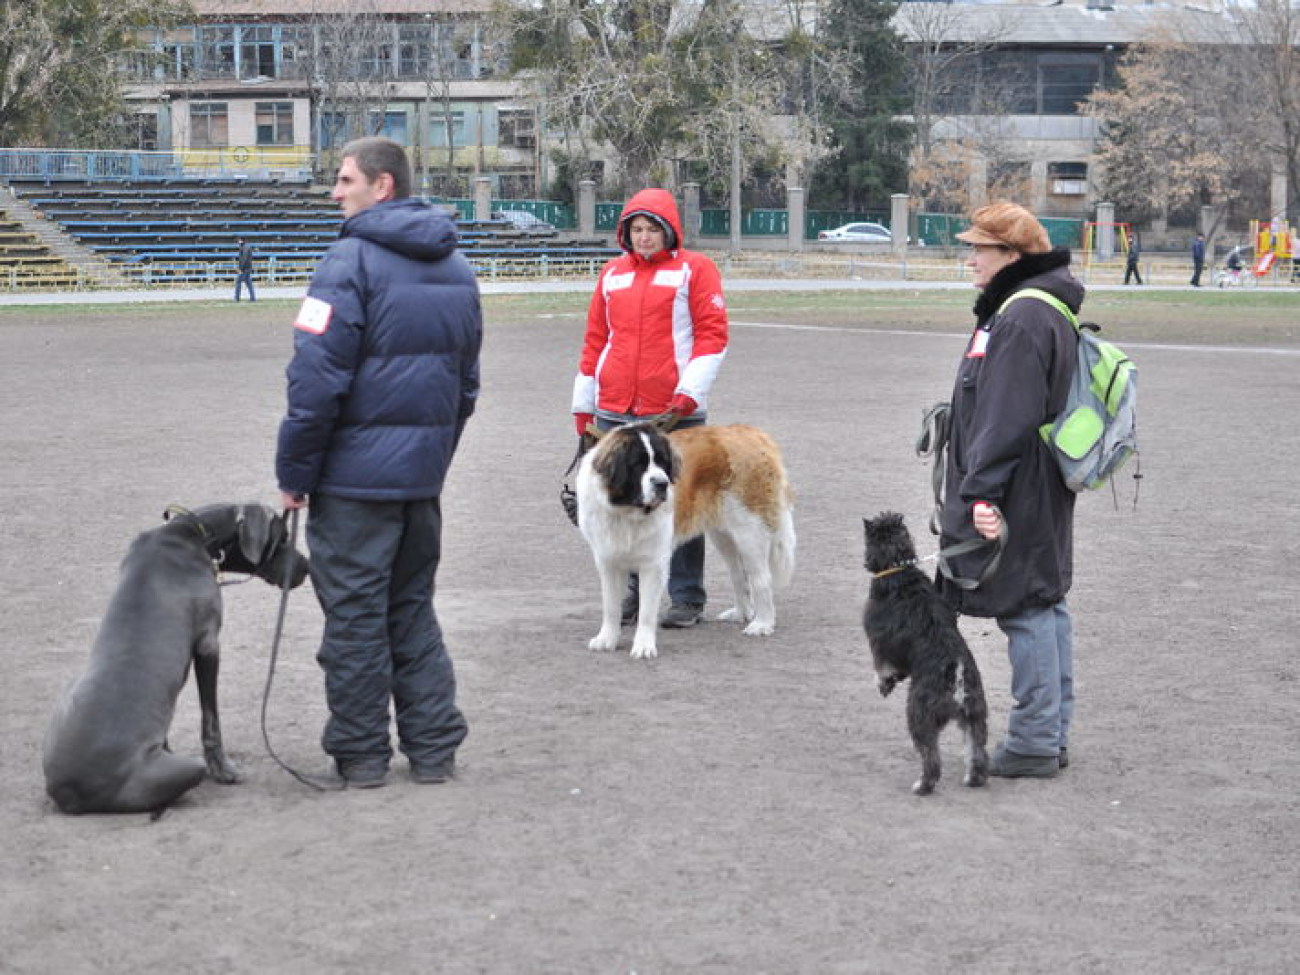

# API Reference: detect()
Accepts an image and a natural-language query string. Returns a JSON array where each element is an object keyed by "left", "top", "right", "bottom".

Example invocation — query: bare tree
[
  {"left": 1084, "top": 16, "right": 1268, "bottom": 238},
  {"left": 894, "top": 2, "right": 1019, "bottom": 211},
  {"left": 300, "top": 0, "right": 397, "bottom": 175},
  {"left": 504, "top": 0, "right": 815, "bottom": 213},
  {"left": 895, "top": 3, "right": 1015, "bottom": 160},
  {"left": 1231, "top": 0, "right": 1300, "bottom": 221},
  {"left": 411, "top": 16, "right": 483, "bottom": 196}
]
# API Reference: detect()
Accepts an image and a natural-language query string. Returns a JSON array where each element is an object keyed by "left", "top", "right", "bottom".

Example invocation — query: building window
[
  {"left": 369, "top": 111, "right": 408, "bottom": 144},
  {"left": 256, "top": 102, "right": 294, "bottom": 146},
  {"left": 191, "top": 102, "right": 228, "bottom": 148},
  {"left": 498, "top": 108, "right": 536, "bottom": 149},
  {"left": 200, "top": 26, "right": 235, "bottom": 79},
  {"left": 129, "top": 113, "right": 158, "bottom": 151},
  {"left": 319, "top": 112, "right": 351, "bottom": 150},
  {"left": 241, "top": 40, "right": 277, "bottom": 79},
  {"left": 1049, "top": 161, "right": 1089, "bottom": 196},
  {"left": 1039, "top": 56, "right": 1103, "bottom": 114},
  {"left": 161, "top": 40, "right": 196, "bottom": 80},
  {"left": 429, "top": 110, "right": 466, "bottom": 148}
]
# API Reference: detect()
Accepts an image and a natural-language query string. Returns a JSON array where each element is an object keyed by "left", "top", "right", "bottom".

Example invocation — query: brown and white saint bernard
[{"left": 576, "top": 422, "right": 796, "bottom": 659}]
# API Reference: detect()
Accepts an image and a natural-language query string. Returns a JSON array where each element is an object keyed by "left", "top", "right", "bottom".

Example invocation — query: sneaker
[
  {"left": 410, "top": 760, "right": 455, "bottom": 785},
  {"left": 988, "top": 745, "right": 1059, "bottom": 779},
  {"left": 335, "top": 757, "right": 388, "bottom": 789},
  {"left": 1058, "top": 747, "right": 1070, "bottom": 770},
  {"left": 660, "top": 602, "right": 703, "bottom": 628},
  {"left": 621, "top": 592, "right": 638, "bottom": 625}
]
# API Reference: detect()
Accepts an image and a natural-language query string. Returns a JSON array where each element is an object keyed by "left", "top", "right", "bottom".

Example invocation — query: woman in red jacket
[{"left": 571, "top": 187, "right": 730, "bottom": 628}]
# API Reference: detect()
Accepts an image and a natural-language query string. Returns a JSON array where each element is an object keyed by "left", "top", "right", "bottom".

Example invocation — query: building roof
[
  {"left": 191, "top": 0, "right": 496, "bottom": 17},
  {"left": 892, "top": 1, "right": 1238, "bottom": 47}
]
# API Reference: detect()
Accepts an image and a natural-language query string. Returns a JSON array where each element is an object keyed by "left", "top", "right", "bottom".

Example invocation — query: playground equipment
[{"left": 1250, "top": 218, "right": 1297, "bottom": 281}]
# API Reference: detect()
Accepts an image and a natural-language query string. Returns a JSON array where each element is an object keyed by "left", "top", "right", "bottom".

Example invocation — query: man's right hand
[
  {"left": 575, "top": 413, "right": 595, "bottom": 437},
  {"left": 281, "top": 491, "right": 308, "bottom": 511}
]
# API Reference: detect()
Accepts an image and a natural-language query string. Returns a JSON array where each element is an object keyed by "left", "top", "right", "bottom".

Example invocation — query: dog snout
[
  {"left": 262, "top": 547, "right": 310, "bottom": 589},
  {"left": 284, "top": 551, "right": 310, "bottom": 589}
]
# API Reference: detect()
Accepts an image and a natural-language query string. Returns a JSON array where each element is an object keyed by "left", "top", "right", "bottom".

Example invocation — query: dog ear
[
  {"left": 652, "top": 430, "right": 679, "bottom": 482},
  {"left": 591, "top": 430, "right": 632, "bottom": 503},
  {"left": 237, "top": 505, "right": 274, "bottom": 563}
]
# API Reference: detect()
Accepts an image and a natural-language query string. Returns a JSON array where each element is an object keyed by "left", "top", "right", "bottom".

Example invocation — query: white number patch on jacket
[{"left": 294, "top": 296, "right": 333, "bottom": 335}]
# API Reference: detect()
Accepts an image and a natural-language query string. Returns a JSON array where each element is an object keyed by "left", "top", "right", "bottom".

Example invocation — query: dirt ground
[{"left": 1, "top": 288, "right": 1298, "bottom": 974}]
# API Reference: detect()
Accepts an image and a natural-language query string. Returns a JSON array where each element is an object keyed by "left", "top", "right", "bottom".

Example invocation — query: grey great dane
[{"left": 43, "top": 503, "right": 309, "bottom": 815}]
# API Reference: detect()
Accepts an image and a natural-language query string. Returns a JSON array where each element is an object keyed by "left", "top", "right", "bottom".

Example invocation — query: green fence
[
  {"left": 432, "top": 199, "right": 578, "bottom": 228},
  {"left": 434, "top": 197, "right": 1084, "bottom": 248},
  {"left": 918, "top": 212, "right": 1084, "bottom": 248}
]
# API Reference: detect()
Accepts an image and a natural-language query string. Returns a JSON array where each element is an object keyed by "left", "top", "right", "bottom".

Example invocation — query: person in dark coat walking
[
  {"left": 276, "top": 136, "right": 481, "bottom": 789},
  {"left": 1123, "top": 231, "right": 1143, "bottom": 285},
  {"left": 1190, "top": 232, "right": 1206, "bottom": 286},
  {"left": 940, "top": 201, "right": 1081, "bottom": 780},
  {"left": 234, "top": 237, "right": 256, "bottom": 301}
]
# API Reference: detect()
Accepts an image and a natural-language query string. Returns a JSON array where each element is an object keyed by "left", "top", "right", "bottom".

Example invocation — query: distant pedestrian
[
  {"left": 234, "top": 238, "right": 256, "bottom": 301},
  {"left": 1190, "top": 233, "right": 1205, "bottom": 287},
  {"left": 1123, "top": 232, "right": 1143, "bottom": 285}
]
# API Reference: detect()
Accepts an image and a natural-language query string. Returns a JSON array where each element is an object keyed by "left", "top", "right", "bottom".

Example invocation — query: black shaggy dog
[{"left": 862, "top": 512, "right": 989, "bottom": 796}]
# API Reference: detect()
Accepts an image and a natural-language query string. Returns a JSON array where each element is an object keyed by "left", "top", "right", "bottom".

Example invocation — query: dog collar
[{"left": 868, "top": 553, "right": 938, "bottom": 579}]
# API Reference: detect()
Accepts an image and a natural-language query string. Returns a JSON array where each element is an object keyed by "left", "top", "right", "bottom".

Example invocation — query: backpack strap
[
  {"left": 998, "top": 287, "right": 1079, "bottom": 330},
  {"left": 999, "top": 288, "right": 1087, "bottom": 452}
]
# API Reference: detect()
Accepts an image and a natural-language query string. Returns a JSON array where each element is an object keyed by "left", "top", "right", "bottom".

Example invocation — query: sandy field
[{"left": 1, "top": 287, "right": 1297, "bottom": 974}]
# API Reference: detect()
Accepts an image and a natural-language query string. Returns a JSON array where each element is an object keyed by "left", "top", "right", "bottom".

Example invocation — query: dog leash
[
  {"left": 868, "top": 552, "right": 939, "bottom": 580},
  {"left": 259, "top": 507, "right": 343, "bottom": 792},
  {"left": 560, "top": 436, "right": 588, "bottom": 527},
  {"left": 868, "top": 527, "right": 1007, "bottom": 590}
]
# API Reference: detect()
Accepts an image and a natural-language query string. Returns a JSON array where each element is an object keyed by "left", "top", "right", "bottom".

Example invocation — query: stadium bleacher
[
  {"left": 7, "top": 179, "right": 617, "bottom": 285},
  {"left": 0, "top": 211, "right": 83, "bottom": 289}
]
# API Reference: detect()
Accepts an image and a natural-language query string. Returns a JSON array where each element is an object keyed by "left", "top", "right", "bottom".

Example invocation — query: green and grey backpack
[{"left": 1000, "top": 288, "right": 1139, "bottom": 494}]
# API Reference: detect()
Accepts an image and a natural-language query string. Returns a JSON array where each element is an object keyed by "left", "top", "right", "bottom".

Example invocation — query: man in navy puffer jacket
[{"left": 276, "top": 136, "right": 481, "bottom": 789}]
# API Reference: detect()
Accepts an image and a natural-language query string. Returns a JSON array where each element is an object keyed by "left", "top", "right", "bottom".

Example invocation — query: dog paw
[
  {"left": 629, "top": 639, "right": 659, "bottom": 660},
  {"left": 877, "top": 675, "right": 898, "bottom": 697},
  {"left": 963, "top": 770, "right": 988, "bottom": 788},
  {"left": 741, "top": 619, "right": 774, "bottom": 636},
  {"left": 912, "top": 778, "right": 936, "bottom": 797},
  {"left": 206, "top": 760, "right": 242, "bottom": 785},
  {"left": 589, "top": 630, "right": 619, "bottom": 652}
]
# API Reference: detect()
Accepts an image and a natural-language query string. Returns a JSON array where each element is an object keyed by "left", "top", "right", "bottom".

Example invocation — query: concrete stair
[{"left": 1, "top": 185, "right": 132, "bottom": 288}]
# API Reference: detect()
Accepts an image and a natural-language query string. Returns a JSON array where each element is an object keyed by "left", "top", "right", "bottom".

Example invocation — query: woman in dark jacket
[{"left": 940, "top": 201, "right": 1081, "bottom": 780}]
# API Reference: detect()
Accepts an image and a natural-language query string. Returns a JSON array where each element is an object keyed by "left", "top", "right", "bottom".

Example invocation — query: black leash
[
  {"left": 259, "top": 507, "right": 343, "bottom": 792},
  {"left": 560, "top": 437, "right": 587, "bottom": 527}
]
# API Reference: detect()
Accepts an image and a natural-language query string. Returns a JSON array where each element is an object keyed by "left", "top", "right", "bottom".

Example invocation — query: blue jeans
[
  {"left": 995, "top": 598, "right": 1073, "bottom": 757},
  {"left": 596, "top": 411, "right": 707, "bottom": 607},
  {"left": 307, "top": 495, "right": 467, "bottom": 766},
  {"left": 234, "top": 270, "right": 256, "bottom": 301}
]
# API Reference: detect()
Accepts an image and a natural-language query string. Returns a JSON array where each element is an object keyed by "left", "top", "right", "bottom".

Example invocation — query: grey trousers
[
  {"left": 307, "top": 495, "right": 467, "bottom": 766},
  {"left": 996, "top": 598, "right": 1074, "bottom": 757}
]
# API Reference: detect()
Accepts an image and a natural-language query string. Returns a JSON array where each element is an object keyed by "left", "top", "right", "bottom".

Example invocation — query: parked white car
[
  {"left": 491, "top": 209, "right": 557, "bottom": 234},
  {"left": 817, "top": 221, "right": 893, "bottom": 243}
]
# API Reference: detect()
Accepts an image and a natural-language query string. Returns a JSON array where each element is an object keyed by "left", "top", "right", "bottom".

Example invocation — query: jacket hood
[
  {"left": 974, "top": 247, "right": 1083, "bottom": 322},
  {"left": 617, "top": 188, "right": 684, "bottom": 256},
  {"left": 341, "top": 198, "right": 459, "bottom": 262}
]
